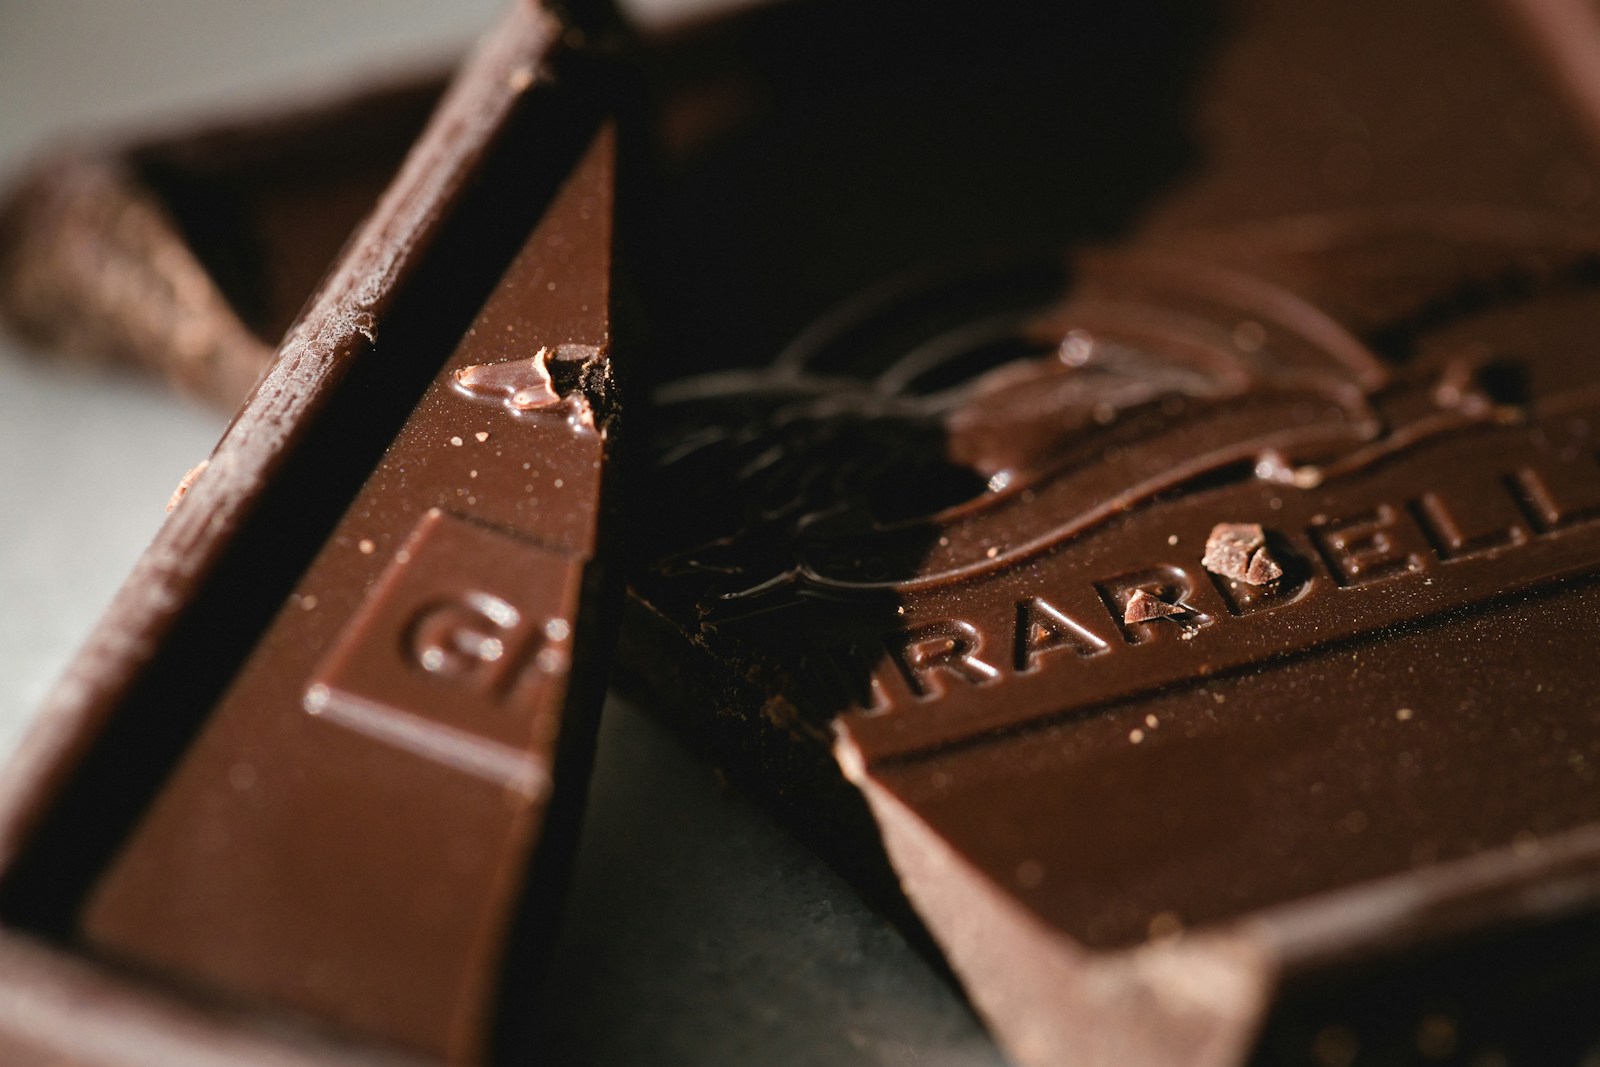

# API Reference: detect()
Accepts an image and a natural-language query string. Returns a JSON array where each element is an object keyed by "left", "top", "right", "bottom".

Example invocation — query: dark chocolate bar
[
  {"left": 616, "top": 0, "right": 1600, "bottom": 1064},
  {"left": 0, "top": 4, "right": 618, "bottom": 1063},
  {"left": 12, "top": 0, "right": 1600, "bottom": 1064}
]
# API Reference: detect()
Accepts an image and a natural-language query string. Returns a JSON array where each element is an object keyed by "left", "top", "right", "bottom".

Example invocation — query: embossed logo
[
  {"left": 306, "top": 508, "right": 580, "bottom": 796},
  {"left": 639, "top": 213, "right": 1600, "bottom": 755}
]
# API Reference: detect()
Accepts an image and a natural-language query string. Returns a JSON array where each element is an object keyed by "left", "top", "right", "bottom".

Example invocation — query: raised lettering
[
  {"left": 1409, "top": 490, "right": 1525, "bottom": 561},
  {"left": 886, "top": 620, "right": 1000, "bottom": 699},
  {"left": 407, "top": 592, "right": 524, "bottom": 689},
  {"left": 1508, "top": 458, "right": 1600, "bottom": 533},
  {"left": 1014, "top": 597, "right": 1108, "bottom": 671},
  {"left": 1308, "top": 506, "right": 1421, "bottom": 586},
  {"left": 1096, "top": 566, "right": 1212, "bottom": 644}
]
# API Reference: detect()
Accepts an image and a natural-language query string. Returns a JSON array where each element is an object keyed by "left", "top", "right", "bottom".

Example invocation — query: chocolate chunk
[
  {"left": 1202, "top": 523, "right": 1282, "bottom": 586},
  {"left": 1242, "top": 549, "right": 1282, "bottom": 586},
  {"left": 0, "top": 5, "right": 619, "bottom": 1063},
  {"left": 1122, "top": 588, "right": 1188, "bottom": 624}
]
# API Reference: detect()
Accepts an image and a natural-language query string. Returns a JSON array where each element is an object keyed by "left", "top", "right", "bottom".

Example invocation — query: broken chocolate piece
[
  {"left": 1242, "top": 550, "right": 1282, "bottom": 586},
  {"left": 0, "top": 72, "right": 449, "bottom": 408},
  {"left": 1201, "top": 523, "right": 1282, "bottom": 586},
  {"left": 0, "top": 6, "right": 618, "bottom": 1064},
  {"left": 615, "top": 2, "right": 1600, "bottom": 1066},
  {"left": 1122, "top": 588, "right": 1187, "bottom": 624},
  {"left": 78, "top": 127, "right": 618, "bottom": 1061}
]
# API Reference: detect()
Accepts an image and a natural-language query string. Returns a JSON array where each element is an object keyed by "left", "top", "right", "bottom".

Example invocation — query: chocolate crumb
[
  {"left": 165, "top": 460, "right": 208, "bottom": 513},
  {"left": 1244, "top": 552, "right": 1283, "bottom": 584},
  {"left": 1202, "top": 522, "right": 1282, "bottom": 585},
  {"left": 1123, "top": 589, "right": 1185, "bottom": 624}
]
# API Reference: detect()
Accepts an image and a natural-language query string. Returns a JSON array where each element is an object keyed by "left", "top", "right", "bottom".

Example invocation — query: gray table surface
[{"left": 0, "top": 3, "right": 1008, "bottom": 1064}]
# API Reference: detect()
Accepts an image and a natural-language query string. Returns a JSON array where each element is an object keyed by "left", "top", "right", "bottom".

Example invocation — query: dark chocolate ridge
[
  {"left": 0, "top": 3, "right": 611, "bottom": 1062},
  {"left": 0, "top": 0, "right": 571, "bottom": 918}
]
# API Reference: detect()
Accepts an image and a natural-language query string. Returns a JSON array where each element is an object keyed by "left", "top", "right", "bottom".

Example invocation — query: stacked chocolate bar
[{"left": 5, "top": 0, "right": 1600, "bottom": 1064}]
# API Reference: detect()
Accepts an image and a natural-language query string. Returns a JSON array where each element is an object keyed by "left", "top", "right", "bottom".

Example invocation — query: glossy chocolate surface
[
  {"left": 79, "top": 128, "right": 615, "bottom": 1060},
  {"left": 0, "top": 4, "right": 619, "bottom": 1063},
  {"left": 10, "top": 0, "right": 1600, "bottom": 1064},
  {"left": 619, "top": 0, "right": 1600, "bottom": 1063}
]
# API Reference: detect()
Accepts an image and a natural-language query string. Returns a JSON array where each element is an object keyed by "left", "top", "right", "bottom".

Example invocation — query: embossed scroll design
[{"left": 645, "top": 217, "right": 1600, "bottom": 615}]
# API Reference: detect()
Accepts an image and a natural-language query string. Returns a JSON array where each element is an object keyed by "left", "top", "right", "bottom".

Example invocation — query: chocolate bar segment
[
  {"left": 619, "top": 1, "right": 1600, "bottom": 1064},
  {"left": 77, "top": 126, "right": 615, "bottom": 1061},
  {"left": 0, "top": 4, "right": 618, "bottom": 1063}
]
